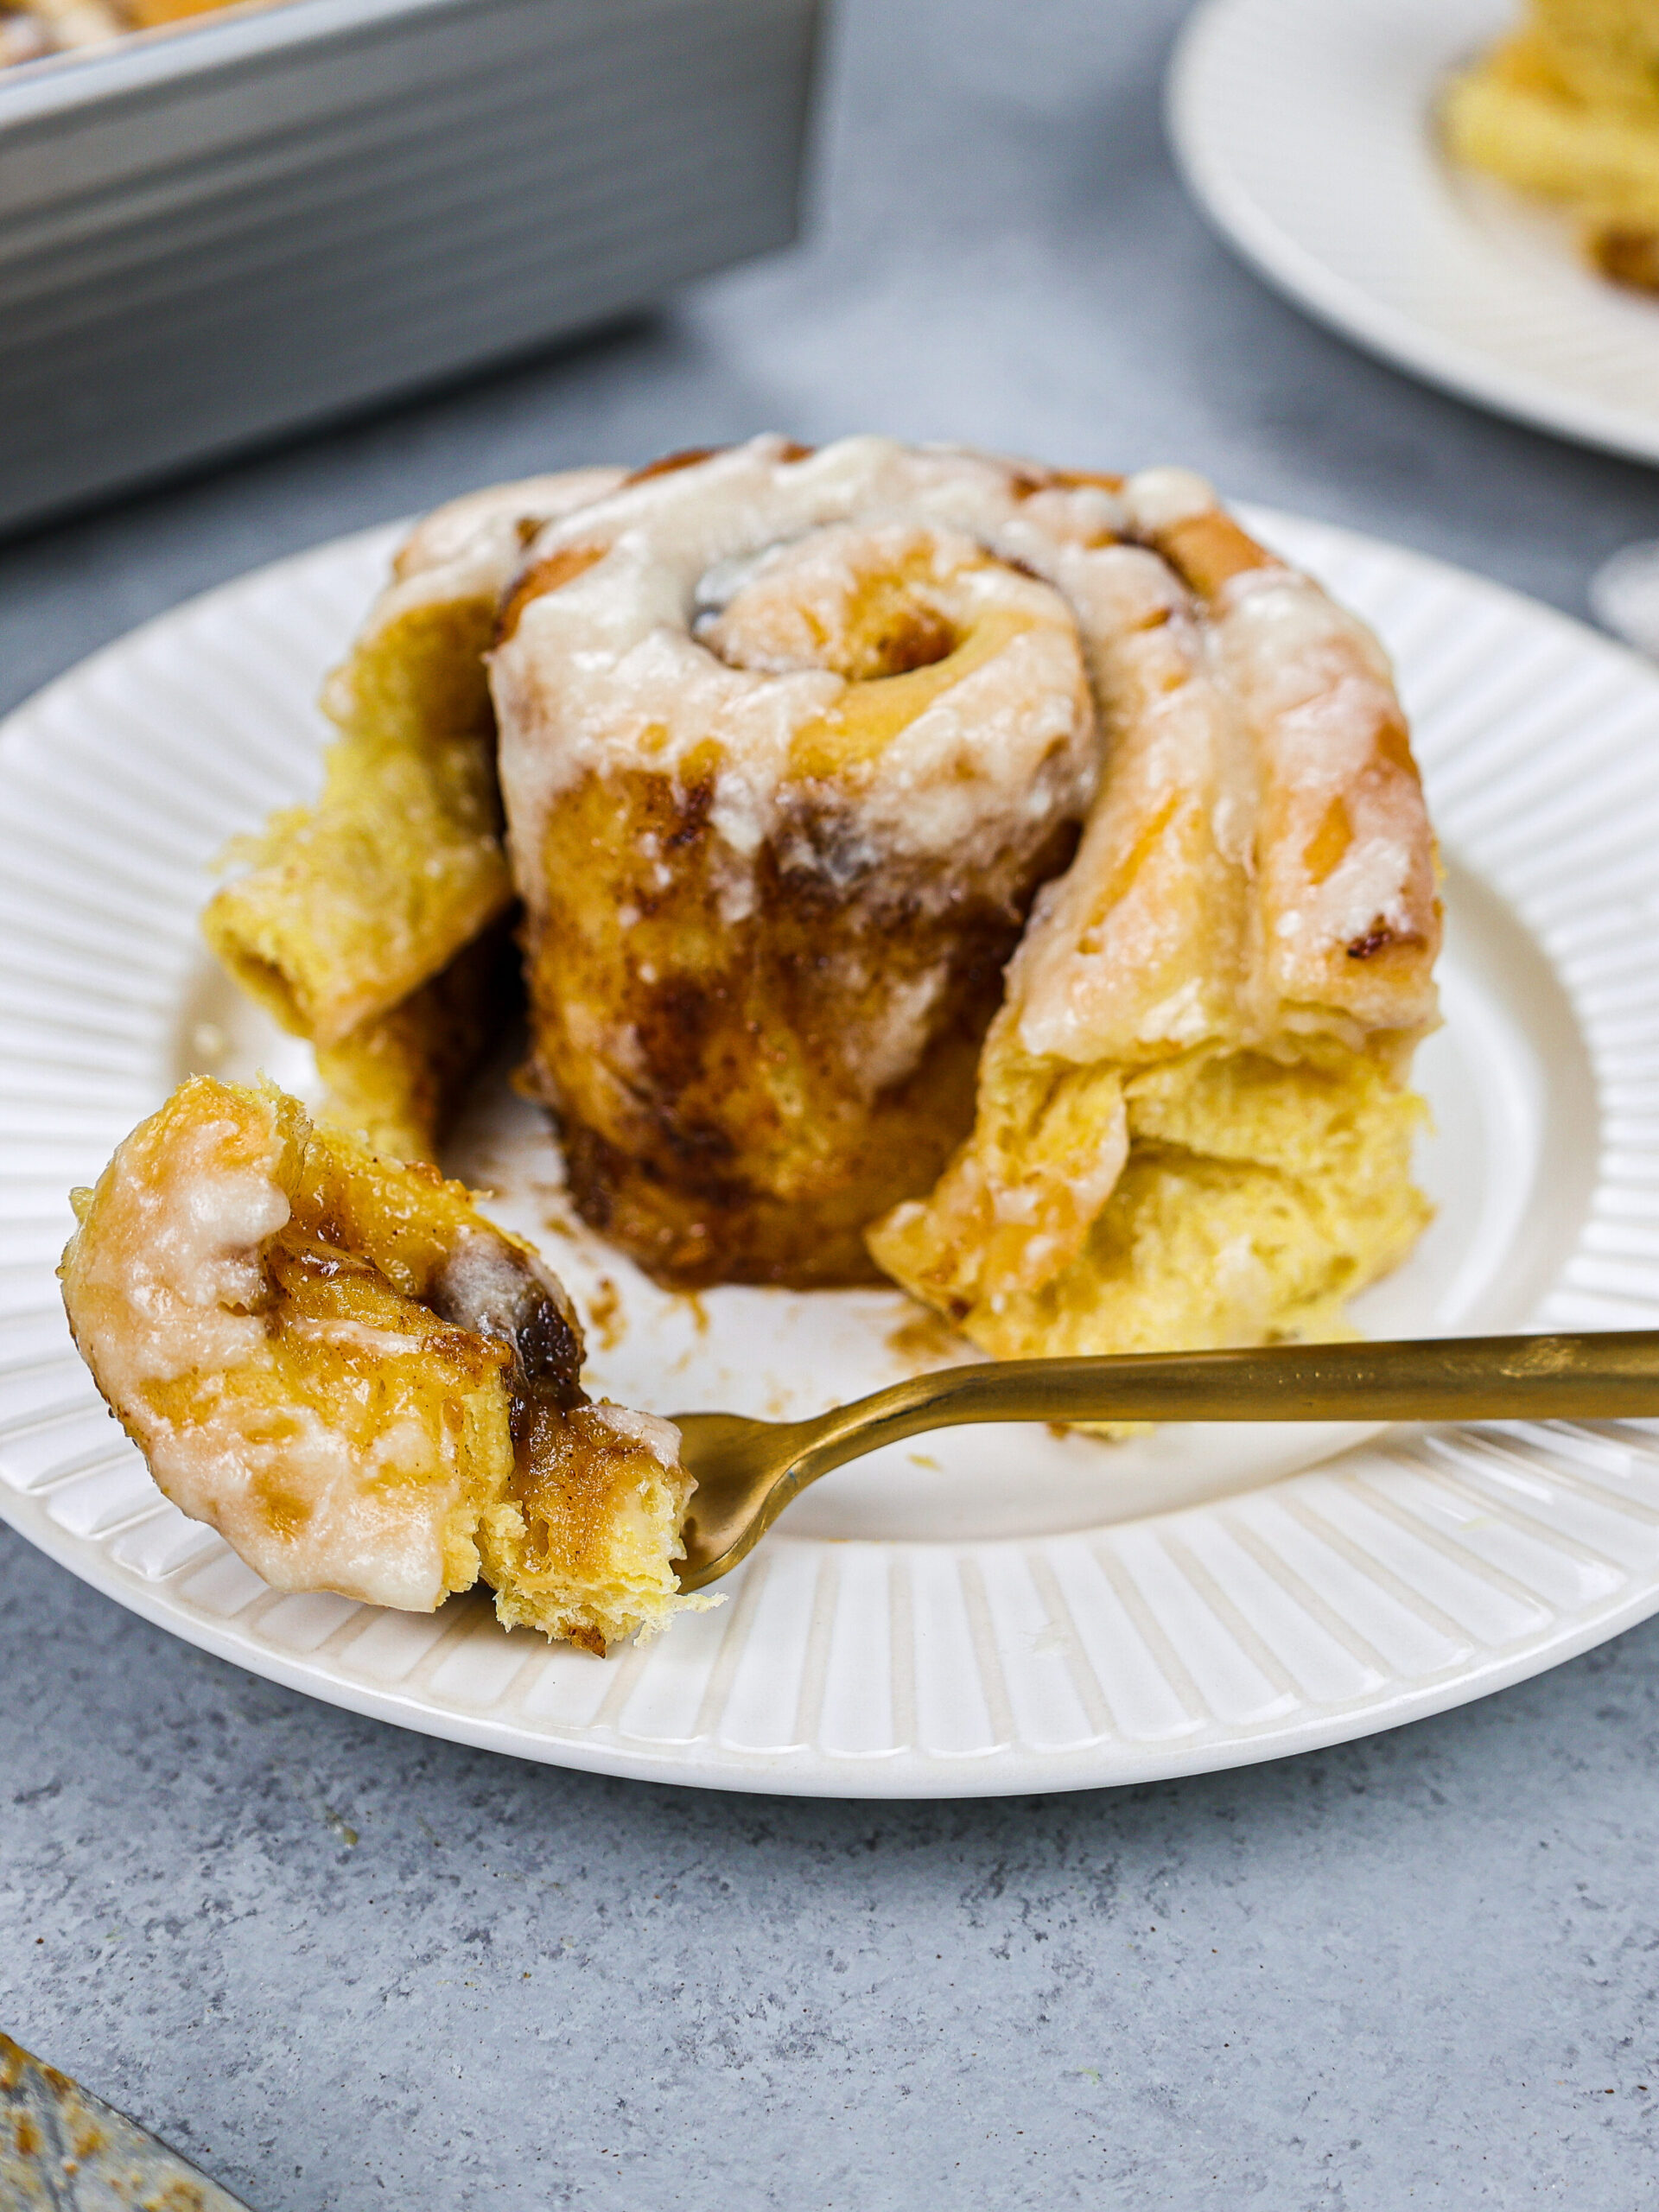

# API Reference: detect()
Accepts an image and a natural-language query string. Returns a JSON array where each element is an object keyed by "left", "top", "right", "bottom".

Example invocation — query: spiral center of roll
[
  {"left": 691, "top": 520, "right": 1090, "bottom": 778},
  {"left": 696, "top": 522, "right": 982, "bottom": 681}
]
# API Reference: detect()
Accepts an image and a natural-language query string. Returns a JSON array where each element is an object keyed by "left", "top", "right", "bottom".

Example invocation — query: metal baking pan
[{"left": 0, "top": 0, "right": 819, "bottom": 532}]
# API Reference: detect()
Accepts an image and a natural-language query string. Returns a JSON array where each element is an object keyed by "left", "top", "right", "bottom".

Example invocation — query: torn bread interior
[
  {"left": 201, "top": 467, "right": 622, "bottom": 1160},
  {"left": 868, "top": 467, "right": 1440, "bottom": 1360},
  {"left": 59, "top": 1076, "right": 699, "bottom": 1650}
]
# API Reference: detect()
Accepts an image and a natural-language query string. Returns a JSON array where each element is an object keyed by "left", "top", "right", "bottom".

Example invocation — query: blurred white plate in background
[{"left": 1168, "top": 0, "right": 1659, "bottom": 467}]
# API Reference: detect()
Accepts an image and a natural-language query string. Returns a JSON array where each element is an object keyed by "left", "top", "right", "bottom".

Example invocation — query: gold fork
[{"left": 671, "top": 1329, "right": 1659, "bottom": 1590}]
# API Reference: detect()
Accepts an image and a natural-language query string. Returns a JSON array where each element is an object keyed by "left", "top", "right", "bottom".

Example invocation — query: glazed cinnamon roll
[
  {"left": 487, "top": 435, "right": 1114, "bottom": 1287},
  {"left": 868, "top": 467, "right": 1440, "bottom": 1359},
  {"left": 202, "top": 467, "right": 623, "bottom": 1160},
  {"left": 1444, "top": 1, "right": 1659, "bottom": 294},
  {"left": 60, "top": 1077, "right": 700, "bottom": 1650}
]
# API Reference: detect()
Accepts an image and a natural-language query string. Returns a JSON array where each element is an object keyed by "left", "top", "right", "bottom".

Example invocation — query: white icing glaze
[
  {"left": 1011, "top": 483, "right": 1128, "bottom": 547},
  {"left": 435, "top": 1226, "right": 578, "bottom": 1350},
  {"left": 73, "top": 1098, "right": 289, "bottom": 1397},
  {"left": 63, "top": 1090, "right": 485, "bottom": 1614},
  {"left": 286, "top": 1316, "right": 435, "bottom": 1358},
  {"left": 1121, "top": 466, "right": 1217, "bottom": 535},
  {"left": 1006, "top": 550, "right": 1253, "bottom": 1065},
  {"left": 489, "top": 436, "right": 1105, "bottom": 906},
  {"left": 397, "top": 469, "right": 624, "bottom": 577},
  {"left": 995, "top": 503, "right": 1437, "bottom": 1066},
  {"left": 589, "top": 1401, "right": 684, "bottom": 1471},
  {"left": 486, "top": 435, "right": 1437, "bottom": 1098},
  {"left": 359, "top": 467, "right": 628, "bottom": 646},
  {"left": 316, "top": 467, "right": 626, "bottom": 737},
  {"left": 1135, "top": 977, "right": 1211, "bottom": 1047},
  {"left": 1210, "top": 568, "right": 1435, "bottom": 995}
]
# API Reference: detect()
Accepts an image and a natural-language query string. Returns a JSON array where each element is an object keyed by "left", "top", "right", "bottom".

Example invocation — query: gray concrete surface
[{"left": 6, "top": 1, "right": 1659, "bottom": 2204}]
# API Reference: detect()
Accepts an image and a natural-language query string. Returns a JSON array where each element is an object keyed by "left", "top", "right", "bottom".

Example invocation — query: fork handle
[
  {"left": 810, "top": 1331, "right": 1659, "bottom": 1465},
  {"left": 675, "top": 1332, "right": 1659, "bottom": 1592}
]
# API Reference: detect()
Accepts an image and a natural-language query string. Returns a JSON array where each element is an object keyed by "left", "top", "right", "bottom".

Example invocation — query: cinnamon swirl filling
[{"left": 488, "top": 436, "right": 1111, "bottom": 1287}]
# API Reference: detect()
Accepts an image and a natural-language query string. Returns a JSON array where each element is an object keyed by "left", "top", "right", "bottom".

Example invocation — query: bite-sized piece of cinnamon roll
[
  {"left": 59, "top": 1077, "right": 699, "bottom": 1650},
  {"left": 201, "top": 467, "right": 623, "bottom": 1159},
  {"left": 487, "top": 435, "right": 1122, "bottom": 1288},
  {"left": 868, "top": 467, "right": 1440, "bottom": 1359}
]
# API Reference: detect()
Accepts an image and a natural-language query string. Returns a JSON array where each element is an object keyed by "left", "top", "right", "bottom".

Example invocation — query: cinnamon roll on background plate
[{"left": 1442, "top": 0, "right": 1659, "bottom": 296}]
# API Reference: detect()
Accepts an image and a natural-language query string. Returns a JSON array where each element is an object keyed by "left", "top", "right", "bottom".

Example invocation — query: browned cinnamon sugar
[{"left": 529, "top": 761, "right": 1077, "bottom": 1287}]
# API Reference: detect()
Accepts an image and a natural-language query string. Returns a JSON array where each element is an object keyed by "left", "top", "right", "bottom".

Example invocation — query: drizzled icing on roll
[{"left": 490, "top": 435, "right": 1103, "bottom": 904}]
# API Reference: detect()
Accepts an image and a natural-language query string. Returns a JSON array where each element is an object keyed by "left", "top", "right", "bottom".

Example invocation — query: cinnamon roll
[
  {"left": 868, "top": 467, "right": 1440, "bottom": 1359},
  {"left": 487, "top": 435, "right": 1113, "bottom": 1287},
  {"left": 1444, "top": 1, "right": 1659, "bottom": 293},
  {"left": 202, "top": 467, "right": 623, "bottom": 1160},
  {"left": 59, "top": 1077, "right": 700, "bottom": 1650}
]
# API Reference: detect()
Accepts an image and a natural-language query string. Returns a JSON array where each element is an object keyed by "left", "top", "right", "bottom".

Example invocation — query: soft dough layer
[
  {"left": 201, "top": 467, "right": 623, "bottom": 1160},
  {"left": 868, "top": 469, "right": 1440, "bottom": 1360},
  {"left": 486, "top": 435, "right": 1148, "bottom": 1287},
  {"left": 59, "top": 1076, "right": 698, "bottom": 1650}
]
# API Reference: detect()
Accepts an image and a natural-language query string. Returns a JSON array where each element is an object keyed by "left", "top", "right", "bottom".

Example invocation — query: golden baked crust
[
  {"left": 201, "top": 468, "right": 622, "bottom": 1159},
  {"left": 868, "top": 470, "right": 1440, "bottom": 1360},
  {"left": 488, "top": 436, "right": 1139, "bottom": 1288},
  {"left": 60, "top": 1076, "right": 699, "bottom": 1649}
]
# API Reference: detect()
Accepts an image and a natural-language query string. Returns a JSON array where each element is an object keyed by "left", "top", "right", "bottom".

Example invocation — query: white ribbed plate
[
  {"left": 4, "top": 508, "right": 1659, "bottom": 1797},
  {"left": 1168, "top": 0, "right": 1659, "bottom": 468}
]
